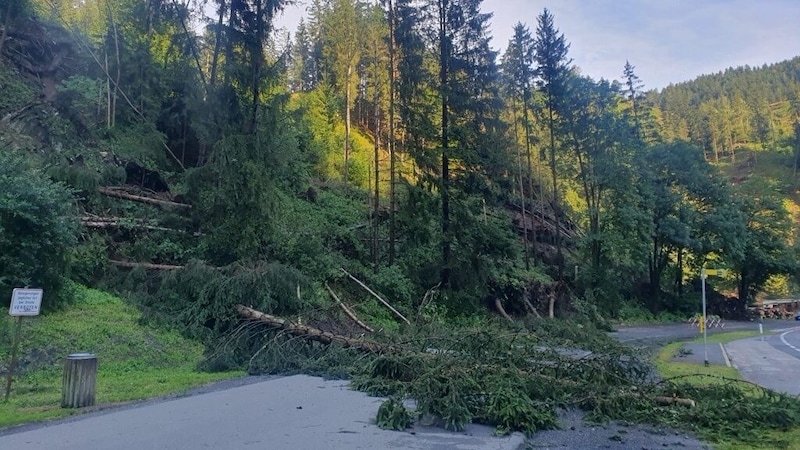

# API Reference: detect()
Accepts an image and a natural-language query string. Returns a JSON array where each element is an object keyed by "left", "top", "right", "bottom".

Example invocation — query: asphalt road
[
  {"left": 2, "top": 321, "right": 796, "bottom": 450},
  {"left": 610, "top": 319, "right": 793, "bottom": 346},
  {"left": 724, "top": 329, "right": 800, "bottom": 396},
  {"left": 0, "top": 375, "right": 526, "bottom": 450}
]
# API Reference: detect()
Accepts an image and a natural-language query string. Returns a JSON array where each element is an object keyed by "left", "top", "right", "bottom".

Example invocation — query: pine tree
[
  {"left": 533, "top": 8, "right": 571, "bottom": 281},
  {"left": 623, "top": 60, "right": 643, "bottom": 138},
  {"left": 502, "top": 22, "right": 537, "bottom": 266}
]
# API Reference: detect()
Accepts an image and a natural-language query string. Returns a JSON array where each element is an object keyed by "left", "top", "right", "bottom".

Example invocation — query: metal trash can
[{"left": 61, "top": 353, "right": 97, "bottom": 408}]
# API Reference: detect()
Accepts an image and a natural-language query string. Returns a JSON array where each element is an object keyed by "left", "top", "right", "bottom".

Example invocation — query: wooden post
[
  {"left": 61, "top": 353, "right": 97, "bottom": 408},
  {"left": 3, "top": 317, "right": 24, "bottom": 401}
]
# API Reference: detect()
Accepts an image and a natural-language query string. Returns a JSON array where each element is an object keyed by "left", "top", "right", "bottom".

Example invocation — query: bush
[{"left": 0, "top": 152, "right": 78, "bottom": 308}]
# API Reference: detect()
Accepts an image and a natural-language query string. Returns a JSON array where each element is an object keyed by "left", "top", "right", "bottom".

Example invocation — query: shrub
[{"left": 0, "top": 151, "right": 78, "bottom": 308}]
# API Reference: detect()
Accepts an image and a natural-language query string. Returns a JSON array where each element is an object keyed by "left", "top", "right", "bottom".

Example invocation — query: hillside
[{"left": 0, "top": 285, "right": 241, "bottom": 428}]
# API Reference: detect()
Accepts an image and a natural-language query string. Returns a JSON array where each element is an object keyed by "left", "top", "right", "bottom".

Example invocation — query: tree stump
[{"left": 61, "top": 353, "right": 97, "bottom": 408}]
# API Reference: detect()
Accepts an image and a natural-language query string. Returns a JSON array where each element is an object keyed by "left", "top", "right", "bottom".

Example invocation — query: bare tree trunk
[
  {"left": 522, "top": 95, "right": 538, "bottom": 261},
  {"left": 387, "top": 0, "right": 397, "bottom": 265},
  {"left": 112, "top": 11, "right": 120, "bottom": 128},
  {"left": 511, "top": 98, "right": 530, "bottom": 269},
  {"left": 0, "top": 1, "right": 11, "bottom": 56},
  {"left": 209, "top": 0, "right": 226, "bottom": 87},
  {"left": 247, "top": 0, "right": 263, "bottom": 134},
  {"left": 373, "top": 77, "right": 381, "bottom": 273},
  {"left": 236, "top": 305, "right": 402, "bottom": 354},
  {"left": 439, "top": 0, "right": 450, "bottom": 287},
  {"left": 344, "top": 64, "right": 352, "bottom": 184},
  {"left": 98, "top": 187, "right": 191, "bottom": 208}
]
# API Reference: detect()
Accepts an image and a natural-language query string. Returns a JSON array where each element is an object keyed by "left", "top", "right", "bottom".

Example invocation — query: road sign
[{"left": 9, "top": 288, "right": 43, "bottom": 316}]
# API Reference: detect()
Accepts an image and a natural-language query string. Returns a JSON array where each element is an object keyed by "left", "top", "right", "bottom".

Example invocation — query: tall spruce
[
  {"left": 502, "top": 23, "right": 537, "bottom": 266},
  {"left": 534, "top": 8, "right": 571, "bottom": 279},
  {"left": 623, "top": 60, "right": 643, "bottom": 138},
  {"left": 429, "top": 0, "right": 497, "bottom": 287}
]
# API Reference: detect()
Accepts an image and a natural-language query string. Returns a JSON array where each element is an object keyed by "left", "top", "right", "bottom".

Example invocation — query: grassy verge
[
  {"left": 0, "top": 286, "right": 244, "bottom": 428},
  {"left": 655, "top": 330, "right": 800, "bottom": 449}
]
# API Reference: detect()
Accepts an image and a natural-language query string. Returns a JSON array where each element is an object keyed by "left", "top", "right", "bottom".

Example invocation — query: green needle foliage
[{"left": 243, "top": 318, "right": 800, "bottom": 443}]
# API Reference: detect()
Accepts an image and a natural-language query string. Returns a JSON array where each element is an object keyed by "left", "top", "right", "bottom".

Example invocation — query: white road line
[
  {"left": 779, "top": 327, "right": 800, "bottom": 354},
  {"left": 719, "top": 342, "right": 732, "bottom": 367}
]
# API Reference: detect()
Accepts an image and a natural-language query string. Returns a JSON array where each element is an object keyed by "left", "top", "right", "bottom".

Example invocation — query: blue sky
[{"left": 271, "top": 0, "right": 800, "bottom": 90}]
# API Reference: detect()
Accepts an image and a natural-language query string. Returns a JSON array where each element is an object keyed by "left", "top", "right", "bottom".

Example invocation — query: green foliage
[
  {"left": 376, "top": 397, "right": 414, "bottom": 430},
  {"left": 0, "top": 152, "right": 78, "bottom": 309},
  {"left": 728, "top": 178, "right": 798, "bottom": 302},
  {"left": 0, "top": 64, "right": 36, "bottom": 113},
  {"left": 133, "top": 260, "right": 313, "bottom": 347},
  {"left": 0, "top": 285, "right": 241, "bottom": 428},
  {"left": 55, "top": 75, "right": 104, "bottom": 131}
]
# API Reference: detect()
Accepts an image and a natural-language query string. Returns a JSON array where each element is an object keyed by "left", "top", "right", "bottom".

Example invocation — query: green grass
[
  {"left": 0, "top": 285, "right": 243, "bottom": 428},
  {"left": 655, "top": 329, "right": 800, "bottom": 449}
]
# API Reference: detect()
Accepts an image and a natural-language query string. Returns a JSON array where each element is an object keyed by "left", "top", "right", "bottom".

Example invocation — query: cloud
[
  {"left": 268, "top": 0, "right": 800, "bottom": 90},
  {"left": 484, "top": 0, "right": 800, "bottom": 89}
]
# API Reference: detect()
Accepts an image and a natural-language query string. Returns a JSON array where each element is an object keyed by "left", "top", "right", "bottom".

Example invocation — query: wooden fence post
[{"left": 61, "top": 353, "right": 97, "bottom": 408}]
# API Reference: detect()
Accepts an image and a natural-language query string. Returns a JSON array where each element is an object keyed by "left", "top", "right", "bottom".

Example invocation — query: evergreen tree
[
  {"left": 319, "top": 0, "right": 367, "bottom": 184},
  {"left": 533, "top": 8, "right": 571, "bottom": 279},
  {"left": 502, "top": 22, "right": 537, "bottom": 266}
]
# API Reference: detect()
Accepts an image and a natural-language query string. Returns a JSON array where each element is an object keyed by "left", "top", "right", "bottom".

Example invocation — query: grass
[
  {"left": 0, "top": 285, "right": 244, "bottom": 428},
  {"left": 655, "top": 329, "right": 800, "bottom": 449}
]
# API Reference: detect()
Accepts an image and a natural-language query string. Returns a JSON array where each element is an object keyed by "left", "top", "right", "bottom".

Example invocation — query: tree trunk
[
  {"left": 522, "top": 93, "right": 537, "bottom": 262},
  {"left": 547, "top": 95, "right": 562, "bottom": 279},
  {"left": 387, "top": 0, "right": 396, "bottom": 265},
  {"left": 0, "top": 2, "right": 11, "bottom": 61},
  {"left": 439, "top": 0, "right": 450, "bottom": 287},
  {"left": 372, "top": 78, "right": 381, "bottom": 273},
  {"left": 98, "top": 187, "right": 191, "bottom": 208},
  {"left": 209, "top": 0, "right": 226, "bottom": 86},
  {"left": 247, "top": 0, "right": 263, "bottom": 134},
  {"left": 511, "top": 98, "right": 530, "bottom": 269},
  {"left": 344, "top": 64, "right": 352, "bottom": 184},
  {"left": 236, "top": 305, "right": 402, "bottom": 354}
]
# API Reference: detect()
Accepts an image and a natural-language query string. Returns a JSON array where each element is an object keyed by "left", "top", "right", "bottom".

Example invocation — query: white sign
[{"left": 9, "top": 288, "right": 43, "bottom": 316}]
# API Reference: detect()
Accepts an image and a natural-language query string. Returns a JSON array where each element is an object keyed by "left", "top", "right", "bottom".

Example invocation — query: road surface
[{"left": 0, "top": 375, "right": 526, "bottom": 450}]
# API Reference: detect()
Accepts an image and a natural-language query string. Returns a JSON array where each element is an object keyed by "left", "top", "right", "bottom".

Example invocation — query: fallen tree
[
  {"left": 236, "top": 305, "right": 397, "bottom": 354},
  {"left": 234, "top": 304, "right": 800, "bottom": 442},
  {"left": 98, "top": 187, "right": 191, "bottom": 209},
  {"left": 109, "top": 260, "right": 185, "bottom": 270},
  {"left": 81, "top": 217, "right": 184, "bottom": 233}
]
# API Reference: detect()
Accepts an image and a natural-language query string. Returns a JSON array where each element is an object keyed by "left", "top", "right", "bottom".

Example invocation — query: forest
[{"left": 2, "top": 0, "right": 800, "bottom": 439}]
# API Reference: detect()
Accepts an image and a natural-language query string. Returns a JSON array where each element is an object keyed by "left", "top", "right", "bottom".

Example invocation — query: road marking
[
  {"left": 779, "top": 327, "right": 800, "bottom": 354},
  {"left": 719, "top": 343, "right": 732, "bottom": 367}
]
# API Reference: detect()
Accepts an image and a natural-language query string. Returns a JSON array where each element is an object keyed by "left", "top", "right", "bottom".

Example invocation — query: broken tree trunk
[
  {"left": 494, "top": 298, "right": 513, "bottom": 322},
  {"left": 340, "top": 268, "right": 410, "bottom": 325},
  {"left": 98, "top": 187, "right": 191, "bottom": 209},
  {"left": 81, "top": 219, "right": 183, "bottom": 233},
  {"left": 236, "top": 305, "right": 400, "bottom": 354},
  {"left": 325, "top": 283, "right": 374, "bottom": 333},
  {"left": 109, "top": 260, "right": 185, "bottom": 270},
  {"left": 654, "top": 396, "right": 696, "bottom": 408}
]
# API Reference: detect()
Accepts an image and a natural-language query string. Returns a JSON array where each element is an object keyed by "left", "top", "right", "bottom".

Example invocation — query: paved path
[
  {"left": 0, "top": 375, "right": 525, "bottom": 450},
  {"left": 611, "top": 319, "right": 789, "bottom": 345},
  {"left": 724, "top": 328, "right": 800, "bottom": 396}
]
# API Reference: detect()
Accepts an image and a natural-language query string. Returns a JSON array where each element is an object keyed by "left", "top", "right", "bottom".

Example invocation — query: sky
[{"left": 267, "top": 0, "right": 800, "bottom": 91}]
